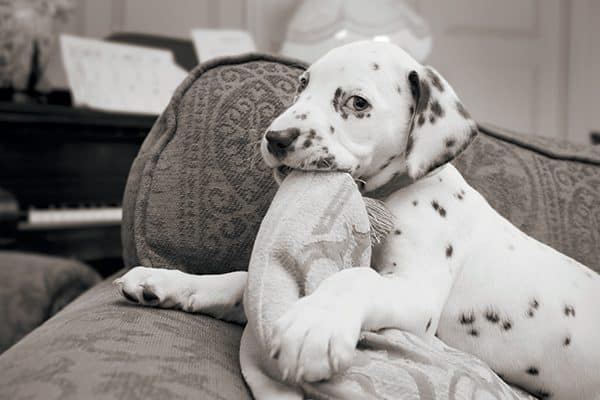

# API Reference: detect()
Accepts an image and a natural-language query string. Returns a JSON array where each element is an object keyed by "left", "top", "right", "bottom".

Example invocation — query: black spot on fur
[
  {"left": 564, "top": 336, "right": 571, "bottom": 346},
  {"left": 526, "top": 367, "right": 539, "bottom": 376},
  {"left": 429, "top": 115, "right": 436, "bottom": 124},
  {"left": 332, "top": 87, "right": 345, "bottom": 115},
  {"left": 431, "top": 200, "right": 447, "bottom": 217},
  {"left": 296, "top": 113, "right": 307, "bottom": 120},
  {"left": 485, "top": 310, "right": 500, "bottom": 323},
  {"left": 468, "top": 328, "right": 479, "bottom": 337},
  {"left": 394, "top": 229, "right": 402, "bottom": 235},
  {"left": 366, "top": 113, "right": 371, "bottom": 118},
  {"left": 530, "top": 299, "right": 539, "bottom": 309},
  {"left": 322, "top": 146, "right": 329, "bottom": 152},
  {"left": 445, "top": 138, "right": 456, "bottom": 148},
  {"left": 396, "top": 85, "right": 401, "bottom": 95},
  {"left": 502, "top": 320, "right": 513, "bottom": 331},
  {"left": 417, "top": 113, "right": 426, "bottom": 126},
  {"left": 564, "top": 305, "right": 576, "bottom": 317},
  {"left": 431, "top": 100, "right": 444, "bottom": 117},
  {"left": 446, "top": 245, "right": 453, "bottom": 258},
  {"left": 123, "top": 291, "right": 138, "bottom": 303},
  {"left": 330, "top": 126, "right": 335, "bottom": 134},
  {"left": 527, "top": 308, "right": 535, "bottom": 318},
  {"left": 303, "top": 139, "right": 312, "bottom": 148},
  {"left": 425, "top": 318, "right": 432, "bottom": 332},
  {"left": 142, "top": 288, "right": 159, "bottom": 303},
  {"left": 426, "top": 67, "right": 444, "bottom": 92},
  {"left": 409, "top": 105, "right": 414, "bottom": 115},
  {"left": 308, "top": 129, "right": 317, "bottom": 139},
  {"left": 412, "top": 200, "right": 418, "bottom": 206},
  {"left": 459, "top": 312, "right": 475, "bottom": 325},
  {"left": 409, "top": 71, "right": 431, "bottom": 115},
  {"left": 456, "top": 101, "right": 471, "bottom": 119},
  {"left": 372, "top": 62, "right": 379, "bottom": 70},
  {"left": 392, "top": 262, "right": 397, "bottom": 267}
]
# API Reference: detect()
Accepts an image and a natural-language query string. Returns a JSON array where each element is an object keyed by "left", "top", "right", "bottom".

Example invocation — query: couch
[{"left": 0, "top": 54, "right": 598, "bottom": 400}]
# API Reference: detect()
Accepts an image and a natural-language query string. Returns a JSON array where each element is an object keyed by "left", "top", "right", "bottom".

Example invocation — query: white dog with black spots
[{"left": 115, "top": 41, "right": 600, "bottom": 400}]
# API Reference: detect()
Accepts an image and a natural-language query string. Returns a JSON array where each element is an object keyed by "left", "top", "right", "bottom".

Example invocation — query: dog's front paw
[
  {"left": 113, "top": 266, "right": 188, "bottom": 309},
  {"left": 268, "top": 294, "right": 362, "bottom": 383}
]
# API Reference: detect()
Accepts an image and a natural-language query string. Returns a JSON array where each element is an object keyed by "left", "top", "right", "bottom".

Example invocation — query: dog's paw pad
[
  {"left": 141, "top": 286, "right": 160, "bottom": 304},
  {"left": 115, "top": 266, "right": 182, "bottom": 307}
]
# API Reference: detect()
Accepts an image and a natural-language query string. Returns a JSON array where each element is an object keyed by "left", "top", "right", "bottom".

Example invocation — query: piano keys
[{"left": 0, "top": 101, "right": 155, "bottom": 276}]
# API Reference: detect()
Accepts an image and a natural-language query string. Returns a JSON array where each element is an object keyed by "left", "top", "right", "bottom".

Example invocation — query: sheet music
[
  {"left": 191, "top": 29, "right": 256, "bottom": 62},
  {"left": 60, "top": 34, "right": 187, "bottom": 115}
]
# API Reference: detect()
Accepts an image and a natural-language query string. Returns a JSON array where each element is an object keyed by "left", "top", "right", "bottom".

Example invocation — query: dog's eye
[{"left": 347, "top": 95, "right": 370, "bottom": 112}]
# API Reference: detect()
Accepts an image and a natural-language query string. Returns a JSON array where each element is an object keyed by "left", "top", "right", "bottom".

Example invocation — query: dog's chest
[{"left": 370, "top": 165, "right": 473, "bottom": 276}]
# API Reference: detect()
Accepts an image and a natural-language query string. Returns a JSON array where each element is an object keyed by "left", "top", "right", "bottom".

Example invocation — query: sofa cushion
[
  {"left": 122, "top": 54, "right": 306, "bottom": 274},
  {"left": 454, "top": 124, "right": 600, "bottom": 272},
  {"left": 0, "top": 251, "right": 100, "bottom": 353},
  {"left": 0, "top": 274, "right": 251, "bottom": 400}
]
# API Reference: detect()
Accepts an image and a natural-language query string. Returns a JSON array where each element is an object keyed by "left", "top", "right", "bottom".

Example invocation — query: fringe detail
[{"left": 363, "top": 197, "right": 395, "bottom": 246}]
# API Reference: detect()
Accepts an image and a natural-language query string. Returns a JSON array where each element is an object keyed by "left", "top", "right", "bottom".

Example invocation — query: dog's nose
[{"left": 266, "top": 128, "right": 300, "bottom": 153}]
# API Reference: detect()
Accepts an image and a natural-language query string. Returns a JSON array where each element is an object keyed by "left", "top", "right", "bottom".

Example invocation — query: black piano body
[{"left": 0, "top": 102, "right": 154, "bottom": 276}]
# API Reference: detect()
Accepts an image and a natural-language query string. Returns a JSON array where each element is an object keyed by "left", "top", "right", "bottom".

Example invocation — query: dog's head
[{"left": 261, "top": 41, "right": 477, "bottom": 190}]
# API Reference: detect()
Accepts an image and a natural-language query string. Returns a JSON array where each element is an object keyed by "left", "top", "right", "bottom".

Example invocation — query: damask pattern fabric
[
  {"left": 122, "top": 54, "right": 307, "bottom": 275},
  {"left": 455, "top": 124, "right": 600, "bottom": 272},
  {"left": 0, "top": 251, "right": 100, "bottom": 353},
  {"left": 0, "top": 276, "right": 251, "bottom": 400}
]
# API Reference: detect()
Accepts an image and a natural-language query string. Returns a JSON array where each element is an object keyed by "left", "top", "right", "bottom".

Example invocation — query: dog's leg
[
  {"left": 240, "top": 326, "right": 303, "bottom": 400},
  {"left": 113, "top": 266, "right": 247, "bottom": 323},
  {"left": 269, "top": 265, "right": 452, "bottom": 382}
]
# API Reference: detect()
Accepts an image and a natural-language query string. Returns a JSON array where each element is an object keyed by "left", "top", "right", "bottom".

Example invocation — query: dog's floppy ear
[{"left": 404, "top": 66, "right": 478, "bottom": 180}]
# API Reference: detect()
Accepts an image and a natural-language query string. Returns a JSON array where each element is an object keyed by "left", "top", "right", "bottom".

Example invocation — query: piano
[{"left": 0, "top": 101, "right": 155, "bottom": 276}]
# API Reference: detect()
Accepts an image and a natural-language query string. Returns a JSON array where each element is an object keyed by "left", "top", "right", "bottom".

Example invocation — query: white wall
[{"left": 46, "top": 0, "right": 598, "bottom": 144}]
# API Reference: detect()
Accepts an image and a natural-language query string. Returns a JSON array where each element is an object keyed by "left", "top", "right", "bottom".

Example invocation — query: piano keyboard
[{"left": 19, "top": 207, "right": 123, "bottom": 230}]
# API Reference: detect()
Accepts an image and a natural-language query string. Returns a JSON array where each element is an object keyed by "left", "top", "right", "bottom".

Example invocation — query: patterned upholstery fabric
[
  {"left": 455, "top": 124, "right": 600, "bottom": 272},
  {"left": 121, "top": 54, "right": 306, "bottom": 275},
  {"left": 0, "top": 251, "right": 100, "bottom": 354},
  {"left": 1, "top": 54, "right": 598, "bottom": 400},
  {"left": 0, "top": 276, "right": 250, "bottom": 400}
]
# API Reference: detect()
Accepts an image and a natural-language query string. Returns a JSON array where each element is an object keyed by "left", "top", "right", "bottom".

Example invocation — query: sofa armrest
[
  {"left": 0, "top": 251, "right": 101, "bottom": 353},
  {"left": 0, "top": 274, "right": 251, "bottom": 400}
]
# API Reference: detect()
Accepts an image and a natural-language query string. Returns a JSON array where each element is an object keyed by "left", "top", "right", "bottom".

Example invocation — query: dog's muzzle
[{"left": 266, "top": 128, "right": 300, "bottom": 158}]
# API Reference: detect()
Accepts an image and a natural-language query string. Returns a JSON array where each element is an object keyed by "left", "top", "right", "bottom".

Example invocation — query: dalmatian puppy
[{"left": 115, "top": 41, "right": 600, "bottom": 399}]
